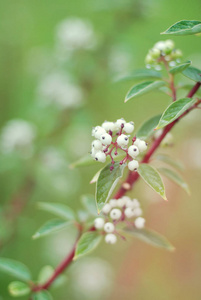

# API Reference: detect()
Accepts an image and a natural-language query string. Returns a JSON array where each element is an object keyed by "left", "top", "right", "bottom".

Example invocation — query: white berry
[
  {"left": 116, "top": 198, "right": 126, "bottom": 208},
  {"left": 105, "top": 233, "right": 117, "bottom": 244},
  {"left": 134, "top": 217, "right": 145, "bottom": 229},
  {"left": 102, "top": 121, "right": 115, "bottom": 132},
  {"left": 125, "top": 207, "right": 135, "bottom": 218},
  {"left": 100, "top": 133, "right": 112, "bottom": 145},
  {"left": 92, "top": 140, "right": 103, "bottom": 150},
  {"left": 102, "top": 203, "right": 112, "bottom": 214},
  {"left": 90, "top": 148, "right": 98, "bottom": 158},
  {"left": 138, "top": 141, "right": 147, "bottom": 152},
  {"left": 133, "top": 207, "right": 142, "bottom": 217},
  {"left": 104, "top": 222, "right": 115, "bottom": 233},
  {"left": 109, "top": 199, "right": 118, "bottom": 208},
  {"left": 124, "top": 122, "right": 134, "bottom": 134},
  {"left": 94, "top": 151, "right": 106, "bottom": 163},
  {"left": 94, "top": 217, "right": 105, "bottom": 229},
  {"left": 94, "top": 126, "right": 106, "bottom": 139},
  {"left": 128, "top": 145, "right": 139, "bottom": 158},
  {"left": 110, "top": 208, "right": 122, "bottom": 220},
  {"left": 117, "top": 134, "right": 129, "bottom": 147},
  {"left": 115, "top": 118, "right": 126, "bottom": 130},
  {"left": 128, "top": 160, "right": 139, "bottom": 171}
]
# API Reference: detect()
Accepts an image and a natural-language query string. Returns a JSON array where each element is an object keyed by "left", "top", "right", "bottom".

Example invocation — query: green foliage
[
  {"left": 32, "top": 219, "right": 72, "bottom": 239},
  {"left": 69, "top": 155, "right": 98, "bottom": 168},
  {"left": 161, "top": 20, "right": 201, "bottom": 36},
  {"left": 81, "top": 195, "right": 98, "bottom": 216},
  {"left": 182, "top": 66, "right": 201, "bottom": 82},
  {"left": 74, "top": 232, "right": 102, "bottom": 260},
  {"left": 38, "top": 202, "right": 76, "bottom": 221},
  {"left": 158, "top": 167, "right": 190, "bottom": 195},
  {"left": 115, "top": 69, "right": 162, "bottom": 82},
  {"left": 136, "top": 114, "right": 161, "bottom": 140},
  {"left": 8, "top": 281, "right": 30, "bottom": 297},
  {"left": 138, "top": 164, "right": 167, "bottom": 200},
  {"left": 155, "top": 154, "right": 184, "bottom": 171},
  {"left": 124, "top": 227, "right": 175, "bottom": 251},
  {"left": 169, "top": 61, "right": 191, "bottom": 74},
  {"left": 0, "top": 258, "right": 32, "bottom": 282},
  {"left": 96, "top": 162, "right": 126, "bottom": 213},
  {"left": 156, "top": 98, "right": 196, "bottom": 129},
  {"left": 32, "top": 290, "right": 53, "bottom": 300},
  {"left": 125, "top": 81, "right": 165, "bottom": 102}
]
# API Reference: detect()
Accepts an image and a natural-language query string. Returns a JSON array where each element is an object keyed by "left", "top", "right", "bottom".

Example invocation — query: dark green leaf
[
  {"left": 81, "top": 195, "right": 97, "bottom": 216},
  {"left": 74, "top": 232, "right": 102, "bottom": 260},
  {"left": 32, "top": 219, "right": 72, "bottom": 239},
  {"left": 125, "top": 81, "right": 165, "bottom": 102},
  {"left": 161, "top": 20, "right": 201, "bottom": 36},
  {"left": 115, "top": 69, "right": 162, "bottom": 82},
  {"left": 155, "top": 154, "right": 184, "bottom": 171},
  {"left": 158, "top": 167, "right": 190, "bottom": 195},
  {"left": 8, "top": 281, "right": 30, "bottom": 297},
  {"left": 124, "top": 227, "right": 174, "bottom": 251},
  {"left": 182, "top": 66, "right": 201, "bottom": 82},
  {"left": 38, "top": 202, "right": 75, "bottom": 221},
  {"left": 155, "top": 97, "right": 196, "bottom": 129},
  {"left": 170, "top": 61, "right": 191, "bottom": 75},
  {"left": 32, "top": 290, "right": 53, "bottom": 300},
  {"left": 136, "top": 115, "right": 161, "bottom": 140},
  {"left": 96, "top": 162, "right": 126, "bottom": 213},
  {"left": 138, "top": 164, "right": 167, "bottom": 200},
  {"left": 0, "top": 258, "right": 32, "bottom": 282}
]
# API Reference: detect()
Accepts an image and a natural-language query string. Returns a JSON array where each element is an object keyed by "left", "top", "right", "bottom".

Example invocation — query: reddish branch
[{"left": 32, "top": 81, "right": 201, "bottom": 293}]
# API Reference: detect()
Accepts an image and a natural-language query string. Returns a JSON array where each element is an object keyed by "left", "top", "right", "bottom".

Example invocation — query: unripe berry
[
  {"left": 128, "top": 145, "right": 139, "bottom": 158},
  {"left": 165, "top": 39, "right": 175, "bottom": 50},
  {"left": 154, "top": 41, "right": 166, "bottom": 51},
  {"left": 117, "top": 134, "right": 129, "bottom": 148},
  {"left": 102, "top": 203, "right": 112, "bottom": 214},
  {"left": 92, "top": 140, "right": 103, "bottom": 151},
  {"left": 149, "top": 48, "right": 161, "bottom": 59},
  {"left": 100, "top": 133, "right": 112, "bottom": 145},
  {"left": 102, "top": 121, "right": 115, "bottom": 132},
  {"left": 171, "top": 49, "right": 182, "bottom": 59},
  {"left": 124, "top": 122, "right": 134, "bottom": 134},
  {"left": 145, "top": 54, "right": 154, "bottom": 65},
  {"left": 104, "top": 222, "right": 115, "bottom": 233},
  {"left": 134, "top": 217, "right": 145, "bottom": 229},
  {"left": 94, "top": 126, "right": 106, "bottom": 139},
  {"left": 110, "top": 208, "right": 122, "bottom": 220},
  {"left": 105, "top": 233, "right": 117, "bottom": 244},
  {"left": 94, "top": 151, "right": 106, "bottom": 163},
  {"left": 128, "top": 160, "right": 139, "bottom": 171},
  {"left": 125, "top": 207, "right": 135, "bottom": 218},
  {"left": 94, "top": 217, "right": 105, "bottom": 229}
]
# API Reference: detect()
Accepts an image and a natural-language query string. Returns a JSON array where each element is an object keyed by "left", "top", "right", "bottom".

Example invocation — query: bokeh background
[{"left": 0, "top": 0, "right": 201, "bottom": 299}]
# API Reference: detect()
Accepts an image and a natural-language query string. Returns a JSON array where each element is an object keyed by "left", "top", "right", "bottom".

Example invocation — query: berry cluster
[
  {"left": 145, "top": 39, "right": 182, "bottom": 70},
  {"left": 90, "top": 118, "right": 147, "bottom": 171},
  {"left": 94, "top": 196, "right": 145, "bottom": 244}
]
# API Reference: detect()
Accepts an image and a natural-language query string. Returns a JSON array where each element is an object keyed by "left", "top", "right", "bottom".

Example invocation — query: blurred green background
[{"left": 0, "top": 0, "right": 201, "bottom": 299}]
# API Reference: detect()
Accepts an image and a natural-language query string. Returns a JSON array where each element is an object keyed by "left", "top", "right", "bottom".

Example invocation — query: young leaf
[
  {"left": 136, "top": 114, "right": 161, "bottom": 140},
  {"left": 38, "top": 202, "right": 75, "bottom": 221},
  {"left": 155, "top": 154, "right": 184, "bottom": 171},
  {"left": 32, "top": 290, "right": 53, "bottom": 300},
  {"left": 161, "top": 20, "right": 201, "bottom": 36},
  {"left": 32, "top": 219, "right": 72, "bottom": 239},
  {"left": 169, "top": 61, "right": 191, "bottom": 75},
  {"left": 96, "top": 162, "right": 126, "bottom": 213},
  {"left": 158, "top": 167, "right": 190, "bottom": 195},
  {"left": 115, "top": 69, "right": 162, "bottom": 82},
  {"left": 0, "top": 258, "right": 32, "bottom": 282},
  {"left": 138, "top": 164, "right": 167, "bottom": 200},
  {"left": 74, "top": 232, "right": 102, "bottom": 260},
  {"left": 8, "top": 281, "right": 31, "bottom": 297},
  {"left": 182, "top": 66, "right": 201, "bottom": 82},
  {"left": 124, "top": 227, "right": 175, "bottom": 251},
  {"left": 81, "top": 195, "right": 98, "bottom": 216},
  {"left": 155, "top": 97, "right": 196, "bottom": 129},
  {"left": 125, "top": 81, "right": 165, "bottom": 102}
]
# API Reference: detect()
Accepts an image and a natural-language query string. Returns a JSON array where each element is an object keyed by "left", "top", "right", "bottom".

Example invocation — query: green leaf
[
  {"left": 37, "top": 265, "right": 67, "bottom": 288},
  {"left": 74, "top": 232, "right": 102, "bottom": 260},
  {"left": 124, "top": 227, "right": 175, "bottom": 251},
  {"left": 96, "top": 162, "right": 126, "bottom": 213},
  {"left": 0, "top": 258, "right": 32, "bottom": 282},
  {"left": 32, "top": 219, "right": 72, "bottom": 239},
  {"left": 8, "top": 281, "right": 30, "bottom": 297},
  {"left": 161, "top": 20, "right": 201, "bottom": 36},
  {"left": 138, "top": 164, "right": 167, "bottom": 200},
  {"left": 38, "top": 202, "right": 75, "bottom": 221},
  {"left": 182, "top": 66, "right": 201, "bottom": 82},
  {"left": 169, "top": 61, "right": 191, "bottom": 75},
  {"left": 136, "top": 114, "right": 161, "bottom": 140},
  {"left": 90, "top": 169, "right": 102, "bottom": 184},
  {"left": 81, "top": 195, "right": 97, "bottom": 216},
  {"left": 155, "top": 97, "right": 196, "bottom": 129},
  {"left": 115, "top": 69, "right": 162, "bottom": 82},
  {"left": 125, "top": 81, "right": 165, "bottom": 102},
  {"left": 69, "top": 154, "right": 97, "bottom": 168},
  {"left": 158, "top": 167, "right": 190, "bottom": 195},
  {"left": 32, "top": 290, "right": 53, "bottom": 300},
  {"left": 155, "top": 154, "right": 184, "bottom": 171}
]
